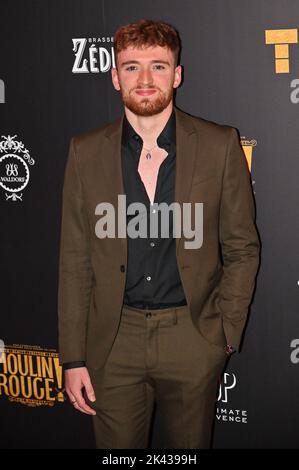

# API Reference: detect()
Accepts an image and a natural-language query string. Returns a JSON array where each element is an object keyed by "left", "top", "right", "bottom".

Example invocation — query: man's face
[{"left": 111, "top": 45, "right": 182, "bottom": 116}]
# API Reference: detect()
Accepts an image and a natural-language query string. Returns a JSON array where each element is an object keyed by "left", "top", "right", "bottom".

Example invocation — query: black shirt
[
  {"left": 121, "top": 108, "right": 187, "bottom": 309},
  {"left": 63, "top": 108, "right": 187, "bottom": 370}
]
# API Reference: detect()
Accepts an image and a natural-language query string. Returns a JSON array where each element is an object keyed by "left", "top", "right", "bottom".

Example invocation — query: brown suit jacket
[{"left": 58, "top": 106, "right": 260, "bottom": 370}]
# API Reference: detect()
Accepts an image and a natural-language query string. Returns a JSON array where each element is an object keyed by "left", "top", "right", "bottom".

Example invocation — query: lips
[{"left": 135, "top": 89, "right": 156, "bottom": 96}]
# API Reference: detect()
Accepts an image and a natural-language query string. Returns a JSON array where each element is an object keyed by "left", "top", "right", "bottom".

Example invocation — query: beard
[{"left": 120, "top": 85, "right": 173, "bottom": 117}]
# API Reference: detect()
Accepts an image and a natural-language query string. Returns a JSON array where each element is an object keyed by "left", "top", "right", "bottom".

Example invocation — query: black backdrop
[{"left": 1, "top": 0, "right": 299, "bottom": 449}]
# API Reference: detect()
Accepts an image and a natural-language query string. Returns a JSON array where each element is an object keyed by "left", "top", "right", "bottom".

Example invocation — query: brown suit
[{"left": 58, "top": 105, "right": 260, "bottom": 370}]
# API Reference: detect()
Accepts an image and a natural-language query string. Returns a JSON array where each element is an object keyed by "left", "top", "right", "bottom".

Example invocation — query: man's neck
[{"left": 124, "top": 102, "right": 174, "bottom": 147}]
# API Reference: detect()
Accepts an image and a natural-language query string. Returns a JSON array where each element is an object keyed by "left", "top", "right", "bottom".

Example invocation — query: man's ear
[
  {"left": 111, "top": 67, "right": 121, "bottom": 91},
  {"left": 173, "top": 65, "right": 182, "bottom": 89}
]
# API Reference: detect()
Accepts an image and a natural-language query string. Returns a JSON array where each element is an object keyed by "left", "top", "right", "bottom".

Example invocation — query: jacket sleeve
[
  {"left": 58, "top": 137, "right": 94, "bottom": 364},
  {"left": 63, "top": 361, "right": 86, "bottom": 371},
  {"left": 218, "top": 127, "right": 260, "bottom": 351}
]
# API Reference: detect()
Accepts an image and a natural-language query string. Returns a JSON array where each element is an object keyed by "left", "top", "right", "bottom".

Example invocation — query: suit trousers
[{"left": 85, "top": 303, "right": 227, "bottom": 449}]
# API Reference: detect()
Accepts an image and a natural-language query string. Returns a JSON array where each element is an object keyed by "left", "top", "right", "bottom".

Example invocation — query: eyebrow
[{"left": 120, "top": 60, "right": 171, "bottom": 67}]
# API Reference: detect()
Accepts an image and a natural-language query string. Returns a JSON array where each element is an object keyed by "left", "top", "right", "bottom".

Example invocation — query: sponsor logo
[
  {"left": 0, "top": 344, "right": 65, "bottom": 407},
  {"left": 72, "top": 37, "right": 115, "bottom": 73},
  {"left": 0, "top": 135, "right": 35, "bottom": 201},
  {"left": 216, "top": 372, "right": 248, "bottom": 424}
]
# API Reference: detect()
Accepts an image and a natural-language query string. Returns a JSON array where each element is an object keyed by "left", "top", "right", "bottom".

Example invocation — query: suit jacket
[{"left": 58, "top": 105, "right": 260, "bottom": 371}]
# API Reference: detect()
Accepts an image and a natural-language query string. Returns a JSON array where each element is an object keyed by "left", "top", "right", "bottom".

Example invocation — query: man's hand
[
  {"left": 65, "top": 367, "right": 96, "bottom": 415},
  {"left": 225, "top": 345, "right": 236, "bottom": 356}
]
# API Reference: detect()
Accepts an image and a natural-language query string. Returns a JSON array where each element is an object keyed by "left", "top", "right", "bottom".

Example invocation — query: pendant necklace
[{"left": 142, "top": 144, "right": 158, "bottom": 160}]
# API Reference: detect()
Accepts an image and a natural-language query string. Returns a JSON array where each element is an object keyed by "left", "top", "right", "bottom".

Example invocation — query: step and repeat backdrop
[{"left": 1, "top": 0, "right": 298, "bottom": 449}]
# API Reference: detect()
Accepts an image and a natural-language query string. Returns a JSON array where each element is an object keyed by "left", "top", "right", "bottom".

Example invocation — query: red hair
[{"left": 114, "top": 19, "right": 181, "bottom": 67}]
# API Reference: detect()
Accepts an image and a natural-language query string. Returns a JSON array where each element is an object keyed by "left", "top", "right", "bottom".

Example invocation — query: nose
[{"left": 137, "top": 68, "right": 153, "bottom": 86}]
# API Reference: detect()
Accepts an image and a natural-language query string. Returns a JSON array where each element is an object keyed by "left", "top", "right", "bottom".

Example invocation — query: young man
[{"left": 58, "top": 19, "right": 260, "bottom": 448}]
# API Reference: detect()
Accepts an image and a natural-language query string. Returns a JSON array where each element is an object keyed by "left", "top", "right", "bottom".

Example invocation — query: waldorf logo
[
  {"left": 72, "top": 36, "right": 115, "bottom": 73},
  {"left": 0, "top": 135, "right": 35, "bottom": 201},
  {"left": 216, "top": 372, "right": 248, "bottom": 424},
  {"left": 0, "top": 344, "right": 65, "bottom": 407}
]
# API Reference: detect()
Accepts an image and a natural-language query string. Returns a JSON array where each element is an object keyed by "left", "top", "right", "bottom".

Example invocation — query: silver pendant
[{"left": 146, "top": 153, "right": 151, "bottom": 160}]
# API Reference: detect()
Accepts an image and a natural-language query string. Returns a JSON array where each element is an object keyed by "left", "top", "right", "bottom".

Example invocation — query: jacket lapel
[
  {"left": 174, "top": 106, "right": 198, "bottom": 255},
  {"left": 103, "top": 114, "right": 127, "bottom": 258}
]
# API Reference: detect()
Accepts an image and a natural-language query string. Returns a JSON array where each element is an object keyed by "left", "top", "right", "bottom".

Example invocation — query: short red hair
[{"left": 114, "top": 19, "right": 181, "bottom": 67}]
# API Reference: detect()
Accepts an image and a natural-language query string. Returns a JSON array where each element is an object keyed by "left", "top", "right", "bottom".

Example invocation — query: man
[{"left": 58, "top": 19, "right": 260, "bottom": 449}]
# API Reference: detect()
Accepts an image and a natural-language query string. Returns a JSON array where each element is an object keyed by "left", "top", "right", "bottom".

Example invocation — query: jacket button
[{"left": 120, "top": 264, "right": 125, "bottom": 272}]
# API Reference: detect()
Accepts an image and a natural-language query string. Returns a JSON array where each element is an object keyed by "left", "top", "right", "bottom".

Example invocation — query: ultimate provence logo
[{"left": 0, "top": 135, "right": 35, "bottom": 201}]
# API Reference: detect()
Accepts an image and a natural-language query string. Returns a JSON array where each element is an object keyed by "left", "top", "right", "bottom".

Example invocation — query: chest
[{"left": 137, "top": 147, "right": 168, "bottom": 181}]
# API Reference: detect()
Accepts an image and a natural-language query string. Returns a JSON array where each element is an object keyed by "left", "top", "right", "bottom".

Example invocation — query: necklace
[{"left": 142, "top": 144, "right": 158, "bottom": 160}]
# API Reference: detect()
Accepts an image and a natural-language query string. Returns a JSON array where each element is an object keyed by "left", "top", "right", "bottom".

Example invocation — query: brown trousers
[{"left": 85, "top": 303, "right": 227, "bottom": 449}]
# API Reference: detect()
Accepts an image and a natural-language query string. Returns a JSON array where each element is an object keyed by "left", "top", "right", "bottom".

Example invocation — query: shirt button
[
  {"left": 146, "top": 312, "right": 152, "bottom": 318},
  {"left": 150, "top": 242, "right": 155, "bottom": 247},
  {"left": 152, "top": 209, "right": 156, "bottom": 214},
  {"left": 146, "top": 276, "right": 151, "bottom": 281},
  {"left": 120, "top": 265, "right": 125, "bottom": 272}
]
